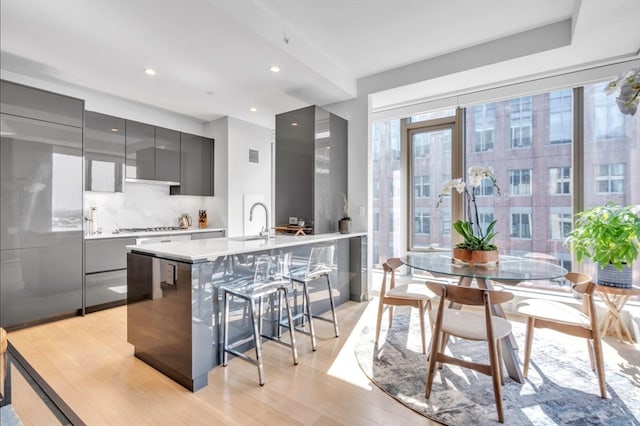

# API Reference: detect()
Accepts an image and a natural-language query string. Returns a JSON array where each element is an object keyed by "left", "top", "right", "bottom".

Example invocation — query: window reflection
[{"left": 52, "top": 153, "right": 82, "bottom": 231}]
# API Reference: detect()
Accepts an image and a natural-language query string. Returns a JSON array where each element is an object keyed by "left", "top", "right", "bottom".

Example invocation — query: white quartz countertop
[
  {"left": 85, "top": 227, "right": 226, "bottom": 240},
  {"left": 127, "top": 232, "right": 366, "bottom": 262}
]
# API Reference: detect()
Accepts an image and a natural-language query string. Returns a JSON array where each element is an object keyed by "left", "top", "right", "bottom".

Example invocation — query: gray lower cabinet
[
  {"left": 85, "top": 237, "right": 136, "bottom": 309},
  {"left": 0, "top": 80, "right": 84, "bottom": 329},
  {"left": 171, "top": 134, "right": 214, "bottom": 196},
  {"left": 84, "top": 111, "right": 125, "bottom": 192}
]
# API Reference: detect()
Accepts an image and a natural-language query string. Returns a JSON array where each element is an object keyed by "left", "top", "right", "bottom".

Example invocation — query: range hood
[{"left": 125, "top": 177, "right": 180, "bottom": 186}]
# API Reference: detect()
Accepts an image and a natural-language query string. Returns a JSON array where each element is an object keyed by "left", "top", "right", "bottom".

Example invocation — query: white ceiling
[{"left": 1, "top": 0, "right": 639, "bottom": 129}]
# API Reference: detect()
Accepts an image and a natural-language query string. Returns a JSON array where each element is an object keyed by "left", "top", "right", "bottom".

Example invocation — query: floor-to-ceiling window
[
  {"left": 372, "top": 72, "right": 639, "bottom": 294},
  {"left": 371, "top": 119, "right": 401, "bottom": 267}
]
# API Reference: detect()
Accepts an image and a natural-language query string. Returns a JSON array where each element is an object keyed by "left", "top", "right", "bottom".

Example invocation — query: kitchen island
[{"left": 126, "top": 232, "right": 367, "bottom": 391}]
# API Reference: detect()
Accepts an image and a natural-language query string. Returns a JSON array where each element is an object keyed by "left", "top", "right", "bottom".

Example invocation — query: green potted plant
[
  {"left": 566, "top": 202, "right": 640, "bottom": 288},
  {"left": 339, "top": 193, "right": 351, "bottom": 234}
]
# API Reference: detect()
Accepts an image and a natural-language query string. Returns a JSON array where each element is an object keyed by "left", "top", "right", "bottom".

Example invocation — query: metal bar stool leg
[
  {"left": 281, "top": 287, "right": 299, "bottom": 365},
  {"left": 325, "top": 273, "right": 339, "bottom": 337},
  {"left": 222, "top": 289, "right": 231, "bottom": 366},
  {"left": 249, "top": 297, "right": 266, "bottom": 386},
  {"left": 302, "top": 281, "right": 317, "bottom": 351}
]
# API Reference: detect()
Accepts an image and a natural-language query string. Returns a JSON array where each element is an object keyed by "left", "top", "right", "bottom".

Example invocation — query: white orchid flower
[
  {"left": 441, "top": 178, "right": 464, "bottom": 195},
  {"left": 605, "top": 67, "right": 640, "bottom": 116}
]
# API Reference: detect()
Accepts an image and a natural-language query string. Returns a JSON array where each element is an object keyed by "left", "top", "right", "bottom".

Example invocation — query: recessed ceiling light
[
  {"left": 291, "top": 122, "right": 298, "bottom": 127},
  {"left": 249, "top": 107, "right": 257, "bottom": 112},
  {"left": 111, "top": 128, "right": 119, "bottom": 132},
  {"left": 144, "top": 68, "right": 156, "bottom": 76},
  {"left": 270, "top": 66, "right": 280, "bottom": 73}
]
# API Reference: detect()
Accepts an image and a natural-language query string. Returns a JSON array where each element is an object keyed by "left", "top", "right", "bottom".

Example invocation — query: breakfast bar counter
[{"left": 126, "top": 232, "right": 367, "bottom": 391}]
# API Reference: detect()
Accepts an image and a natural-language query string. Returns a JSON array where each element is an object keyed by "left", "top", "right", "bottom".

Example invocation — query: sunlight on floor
[{"left": 325, "top": 301, "right": 379, "bottom": 390}]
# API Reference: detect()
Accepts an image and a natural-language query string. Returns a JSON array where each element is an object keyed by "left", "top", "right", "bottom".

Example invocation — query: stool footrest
[{"left": 224, "top": 348, "right": 259, "bottom": 366}]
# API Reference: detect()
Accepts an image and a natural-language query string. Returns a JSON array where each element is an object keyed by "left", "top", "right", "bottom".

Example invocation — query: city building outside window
[
  {"left": 414, "top": 208, "right": 430, "bottom": 234},
  {"left": 510, "top": 209, "right": 532, "bottom": 239},
  {"left": 476, "top": 178, "right": 495, "bottom": 196},
  {"left": 549, "top": 207, "right": 572, "bottom": 240},
  {"left": 549, "top": 167, "right": 571, "bottom": 194},
  {"left": 476, "top": 207, "right": 495, "bottom": 235},
  {"left": 371, "top": 119, "right": 401, "bottom": 265},
  {"left": 509, "top": 169, "right": 532, "bottom": 195},
  {"left": 595, "top": 163, "right": 625, "bottom": 194},
  {"left": 473, "top": 104, "right": 495, "bottom": 152},
  {"left": 442, "top": 208, "right": 451, "bottom": 235},
  {"left": 593, "top": 82, "right": 625, "bottom": 140},
  {"left": 549, "top": 89, "right": 572, "bottom": 144},
  {"left": 510, "top": 96, "right": 533, "bottom": 148},
  {"left": 414, "top": 175, "right": 430, "bottom": 198}
]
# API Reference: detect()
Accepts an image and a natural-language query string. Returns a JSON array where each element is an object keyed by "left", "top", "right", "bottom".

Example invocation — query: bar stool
[
  {"left": 287, "top": 245, "right": 339, "bottom": 350},
  {"left": 221, "top": 253, "right": 298, "bottom": 386}
]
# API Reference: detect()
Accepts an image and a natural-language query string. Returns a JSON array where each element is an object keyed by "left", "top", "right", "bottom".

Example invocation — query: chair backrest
[
  {"left": 564, "top": 272, "right": 598, "bottom": 323},
  {"left": 426, "top": 282, "right": 514, "bottom": 306},
  {"left": 254, "top": 252, "right": 291, "bottom": 283},
  {"left": 566, "top": 272, "right": 593, "bottom": 294},
  {"left": 381, "top": 258, "right": 405, "bottom": 296},
  {"left": 306, "top": 245, "right": 335, "bottom": 278}
]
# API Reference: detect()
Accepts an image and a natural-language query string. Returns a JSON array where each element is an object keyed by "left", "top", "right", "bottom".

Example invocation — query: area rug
[{"left": 355, "top": 312, "right": 640, "bottom": 425}]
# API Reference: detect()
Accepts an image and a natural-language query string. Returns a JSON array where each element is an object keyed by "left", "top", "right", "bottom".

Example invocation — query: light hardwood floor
[
  {"left": 7, "top": 300, "right": 439, "bottom": 426},
  {"left": 7, "top": 295, "right": 639, "bottom": 426}
]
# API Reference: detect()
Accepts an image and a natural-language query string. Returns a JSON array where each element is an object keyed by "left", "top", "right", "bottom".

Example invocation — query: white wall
[
  {"left": 227, "top": 117, "right": 273, "bottom": 237},
  {"left": 204, "top": 117, "right": 229, "bottom": 231},
  {"left": 205, "top": 116, "right": 273, "bottom": 237}
]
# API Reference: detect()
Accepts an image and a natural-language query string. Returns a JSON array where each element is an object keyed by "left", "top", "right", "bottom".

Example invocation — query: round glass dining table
[
  {"left": 401, "top": 252, "right": 568, "bottom": 384},
  {"left": 402, "top": 252, "right": 568, "bottom": 283}
]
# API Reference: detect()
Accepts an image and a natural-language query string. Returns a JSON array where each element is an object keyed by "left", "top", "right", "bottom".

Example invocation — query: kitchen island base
[{"left": 126, "top": 233, "right": 366, "bottom": 391}]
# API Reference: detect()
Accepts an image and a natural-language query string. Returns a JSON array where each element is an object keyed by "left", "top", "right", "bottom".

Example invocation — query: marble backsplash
[{"left": 84, "top": 182, "right": 219, "bottom": 235}]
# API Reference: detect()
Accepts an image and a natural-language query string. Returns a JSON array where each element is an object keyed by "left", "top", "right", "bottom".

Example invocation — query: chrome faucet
[{"left": 249, "top": 202, "right": 270, "bottom": 239}]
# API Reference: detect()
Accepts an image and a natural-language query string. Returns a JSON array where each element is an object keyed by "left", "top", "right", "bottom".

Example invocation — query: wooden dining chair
[
  {"left": 425, "top": 282, "right": 514, "bottom": 423},
  {"left": 375, "top": 258, "right": 448, "bottom": 354},
  {"left": 516, "top": 272, "right": 607, "bottom": 398}
]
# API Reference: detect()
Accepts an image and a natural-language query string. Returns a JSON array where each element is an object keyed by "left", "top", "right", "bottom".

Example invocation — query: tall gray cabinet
[
  {"left": 0, "top": 80, "right": 84, "bottom": 329},
  {"left": 275, "top": 105, "right": 347, "bottom": 233}
]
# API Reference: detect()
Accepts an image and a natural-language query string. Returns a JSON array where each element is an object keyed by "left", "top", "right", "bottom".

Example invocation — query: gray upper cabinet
[
  {"left": 154, "top": 127, "right": 181, "bottom": 183},
  {"left": 170, "top": 133, "right": 214, "bottom": 196},
  {"left": 84, "top": 111, "right": 125, "bottom": 192},
  {"left": 0, "top": 80, "right": 83, "bottom": 128},
  {"left": 125, "top": 120, "right": 180, "bottom": 183},
  {"left": 125, "top": 120, "right": 155, "bottom": 181},
  {"left": 275, "top": 105, "right": 347, "bottom": 234}
]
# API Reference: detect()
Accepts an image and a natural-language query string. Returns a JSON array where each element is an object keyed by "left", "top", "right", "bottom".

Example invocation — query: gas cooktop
[{"left": 114, "top": 227, "right": 184, "bottom": 233}]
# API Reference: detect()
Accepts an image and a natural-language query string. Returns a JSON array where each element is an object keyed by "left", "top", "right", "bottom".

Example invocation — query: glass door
[{"left": 408, "top": 125, "right": 453, "bottom": 251}]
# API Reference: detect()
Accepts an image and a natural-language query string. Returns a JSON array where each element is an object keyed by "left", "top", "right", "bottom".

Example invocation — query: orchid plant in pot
[{"left": 437, "top": 166, "right": 501, "bottom": 265}]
